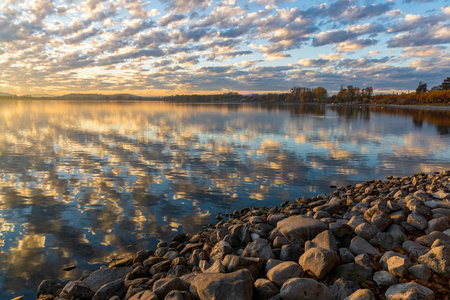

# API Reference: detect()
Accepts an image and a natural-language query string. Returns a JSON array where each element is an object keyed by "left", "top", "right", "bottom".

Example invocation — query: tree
[
  {"left": 440, "top": 77, "right": 450, "bottom": 90},
  {"left": 313, "top": 87, "right": 328, "bottom": 101},
  {"left": 416, "top": 81, "right": 427, "bottom": 93}
]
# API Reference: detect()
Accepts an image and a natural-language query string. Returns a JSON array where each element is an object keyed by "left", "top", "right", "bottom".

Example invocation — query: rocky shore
[{"left": 37, "top": 171, "right": 450, "bottom": 300}]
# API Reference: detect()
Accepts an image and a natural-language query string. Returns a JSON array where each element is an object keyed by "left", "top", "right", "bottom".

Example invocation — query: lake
[{"left": 1, "top": 101, "right": 450, "bottom": 298}]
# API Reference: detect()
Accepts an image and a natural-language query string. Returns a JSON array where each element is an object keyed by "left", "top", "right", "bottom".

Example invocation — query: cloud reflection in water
[{"left": 0, "top": 101, "right": 449, "bottom": 298}]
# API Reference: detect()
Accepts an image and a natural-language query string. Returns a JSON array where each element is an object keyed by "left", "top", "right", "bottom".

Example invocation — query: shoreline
[{"left": 36, "top": 171, "right": 450, "bottom": 300}]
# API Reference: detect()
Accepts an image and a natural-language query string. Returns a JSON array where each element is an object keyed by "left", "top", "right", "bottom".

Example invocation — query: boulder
[
  {"left": 266, "top": 261, "right": 303, "bottom": 287},
  {"left": 416, "top": 231, "right": 450, "bottom": 247},
  {"left": 37, "top": 280, "right": 62, "bottom": 298},
  {"left": 83, "top": 267, "right": 132, "bottom": 292},
  {"left": 210, "top": 241, "right": 233, "bottom": 263},
  {"left": 222, "top": 255, "right": 263, "bottom": 280},
  {"left": 153, "top": 277, "right": 189, "bottom": 299},
  {"left": 402, "top": 240, "right": 430, "bottom": 258},
  {"left": 349, "top": 236, "right": 380, "bottom": 256},
  {"left": 309, "top": 230, "right": 339, "bottom": 252},
  {"left": 355, "top": 223, "right": 380, "bottom": 241},
  {"left": 386, "top": 256, "right": 412, "bottom": 277},
  {"left": 344, "top": 289, "right": 375, "bottom": 300},
  {"left": 371, "top": 211, "right": 392, "bottom": 232},
  {"left": 329, "top": 278, "right": 359, "bottom": 300},
  {"left": 276, "top": 215, "right": 327, "bottom": 244},
  {"left": 373, "top": 271, "right": 398, "bottom": 287},
  {"left": 299, "top": 247, "right": 340, "bottom": 279},
  {"left": 407, "top": 211, "right": 428, "bottom": 230},
  {"left": 61, "top": 281, "right": 94, "bottom": 299},
  {"left": 385, "top": 282, "right": 434, "bottom": 300},
  {"left": 279, "top": 278, "right": 335, "bottom": 300},
  {"left": 243, "top": 238, "right": 274, "bottom": 260},
  {"left": 165, "top": 290, "right": 195, "bottom": 300},
  {"left": 409, "top": 264, "right": 432, "bottom": 282},
  {"left": 254, "top": 278, "right": 279, "bottom": 300},
  {"left": 280, "top": 244, "right": 302, "bottom": 262},
  {"left": 418, "top": 245, "right": 450, "bottom": 277},
  {"left": 425, "top": 217, "right": 450, "bottom": 234},
  {"left": 329, "top": 263, "right": 373, "bottom": 282},
  {"left": 369, "top": 232, "right": 395, "bottom": 251},
  {"left": 92, "top": 279, "right": 125, "bottom": 300},
  {"left": 128, "top": 290, "right": 158, "bottom": 300},
  {"left": 190, "top": 269, "right": 254, "bottom": 300}
]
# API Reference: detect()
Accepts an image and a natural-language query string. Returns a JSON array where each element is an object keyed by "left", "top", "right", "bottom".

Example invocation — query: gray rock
[
  {"left": 128, "top": 290, "right": 158, "bottom": 300},
  {"left": 280, "top": 244, "right": 302, "bottom": 262},
  {"left": 417, "top": 231, "right": 450, "bottom": 246},
  {"left": 344, "top": 289, "right": 375, "bottom": 300},
  {"left": 279, "top": 278, "right": 335, "bottom": 300},
  {"left": 310, "top": 230, "right": 339, "bottom": 252},
  {"left": 179, "top": 243, "right": 203, "bottom": 256},
  {"left": 418, "top": 245, "right": 450, "bottom": 276},
  {"left": 223, "top": 234, "right": 242, "bottom": 248},
  {"left": 313, "top": 197, "right": 343, "bottom": 215},
  {"left": 373, "top": 271, "right": 398, "bottom": 287},
  {"left": 355, "top": 223, "right": 380, "bottom": 241},
  {"left": 155, "top": 247, "right": 168, "bottom": 257},
  {"left": 92, "top": 279, "right": 125, "bottom": 300},
  {"left": 272, "top": 236, "right": 290, "bottom": 248},
  {"left": 329, "top": 222, "right": 353, "bottom": 238},
  {"left": 230, "top": 223, "right": 252, "bottom": 244},
  {"left": 329, "top": 263, "right": 373, "bottom": 282},
  {"left": 206, "top": 259, "right": 227, "bottom": 273},
  {"left": 210, "top": 241, "right": 233, "bottom": 263},
  {"left": 164, "top": 251, "right": 178, "bottom": 261},
  {"left": 276, "top": 215, "right": 327, "bottom": 244},
  {"left": 254, "top": 278, "right": 280, "bottom": 300},
  {"left": 347, "top": 216, "right": 366, "bottom": 230},
  {"left": 369, "top": 232, "right": 395, "bottom": 251},
  {"left": 407, "top": 211, "right": 428, "bottom": 230},
  {"left": 165, "top": 290, "right": 195, "bottom": 300},
  {"left": 268, "top": 214, "right": 289, "bottom": 226},
  {"left": 264, "top": 259, "right": 283, "bottom": 275},
  {"left": 167, "top": 265, "right": 191, "bottom": 278},
  {"left": 385, "top": 282, "right": 434, "bottom": 300},
  {"left": 299, "top": 247, "right": 340, "bottom": 279},
  {"left": 425, "top": 217, "right": 450, "bottom": 234},
  {"left": 390, "top": 210, "right": 408, "bottom": 225},
  {"left": 409, "top": 264, "right": 432, "bottom": 282},
  {"left": 349, "top": 236, "right": 380, "bottom": 256},
  {"left": 266, "top": 261, "right": 303, "bottom": 287},
  {"left": 339, "top": 248, "right": 355, "bottom": 264},
  {"left": 243, "top": 238, "right": 274, "bottom": 260},
  {"left": 62, "top": 281, "right": 95, "bottom": 299},
  {"left": 150, "top": 260, "right": 171, "bottom": 275},
  {"left": 153, "top": 277, "right": 189, "bottom": 299},
  {"left": 379, "top": 251, "right": 411, "bottom": 270},
  {"left": 386, "top": 256, "right": 412, "bottom": 277},
  {"left": 330, "top": 278, "right": 360, "bottom": 300},
  {"left": 354, "top": 253, "right": 372, "bottom": 270},
  {"left": 143, "top": 257, "right": 166, "bottom": 268},
  {"left": 223, "top": 255, "right": 263, "bottom": 280},
  {"left": 83, "top": 267, "right": 132, "bottom": 292},
  {"left": 402, "top": 240, "right": 430, "bottom": 258},
  {"left": 371, "top": 211, "right": 392, "bottom": 231},
  {"left": 387, "top": 224, "right": 408, "bottom": 248},
  {"left": 190, "top": 269, "right": 254, "bottom": 300}
]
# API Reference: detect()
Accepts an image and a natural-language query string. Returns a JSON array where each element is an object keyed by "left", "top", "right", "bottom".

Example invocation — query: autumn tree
[
  {"left": 416, "top": 81, "right": 427, "bottom": 93},
  {"left": 313, "top": 87, "right": 328, "bottom": 101}
]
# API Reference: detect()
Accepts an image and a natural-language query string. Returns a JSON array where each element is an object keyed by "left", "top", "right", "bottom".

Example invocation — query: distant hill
[
  {"left": 59, "top": 93, "right": 148, "bottom": 100},
  {"left": 0, "top": 91, "right": 14, "bottom": 97}
]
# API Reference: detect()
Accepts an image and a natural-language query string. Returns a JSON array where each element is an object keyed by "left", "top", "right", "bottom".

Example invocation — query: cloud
[
  {"left": 335, "top": 38, "right": 377, "bottom": 52},
  {"left": 312, "top": 23, "right": 384, "bottom": 46},
  {"left": 162, "top": 0, "right": 214, "bottom": 14}
]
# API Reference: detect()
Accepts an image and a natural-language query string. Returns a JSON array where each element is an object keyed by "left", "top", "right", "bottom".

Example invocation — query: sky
[{"left": 0, "top": 0, "right": 449, "bottom": 96}]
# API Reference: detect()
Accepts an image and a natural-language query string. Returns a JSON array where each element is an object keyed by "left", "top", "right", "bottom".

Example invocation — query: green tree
[{"left": 416, "top": 81, "right": 427, "bottom": 93}]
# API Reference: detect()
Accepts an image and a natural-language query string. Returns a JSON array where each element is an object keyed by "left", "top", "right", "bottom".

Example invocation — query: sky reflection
[{"left": 0, "top": 101, "right": 450, "bottom": 298}]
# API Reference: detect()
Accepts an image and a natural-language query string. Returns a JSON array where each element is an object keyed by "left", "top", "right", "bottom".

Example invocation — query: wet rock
[
  {"left": 373, "top": 271, "right": 398, "bottom": 287},
  {"left": 267, "top": 261, "right": 303, "bottom": 287},
  {"left": 254, "top": 278, "right": 279, "bottom": 300},
  {"left": 299, "top": 247, "right": 340, "bottom": 279},
  {"left": 243, "top": 238, "right": 274, "bottom": 260},
  {"left": 37, "top": 280, "right": 62, "bottom": 298},
  {"left": 83, "top": 267, "right": 132, "bottom": 292},
  {"left": 279, "top": 278, "right": 335, "bottom": 300},
  {"left": 349, "top": 236, "right": 380, "bottom": 256},
  {"left": 385, "top": 282, "right": 434, "bottom": 300},
  {"left": 418, "top": 245, "right": 450, "bottom": 276},
  {"left": 172, "top": 233, "right": 187, "bottom": 244},
  {"left": 190, "top": 269, "right": 254, "bottom": 300},
  {"left": 155, "top": 247, "right": 168, "bottom": 257},
  {"left": 329, "top": 278, "right": 359, "bottom": 300},
  {"left": 276, "top": 215, "right": 327, "bottom": 244}
]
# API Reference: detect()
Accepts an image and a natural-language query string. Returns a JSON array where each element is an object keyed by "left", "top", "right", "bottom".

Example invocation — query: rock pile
[{"left": 37, "top": 171, "right": 450, "bottom": 300}]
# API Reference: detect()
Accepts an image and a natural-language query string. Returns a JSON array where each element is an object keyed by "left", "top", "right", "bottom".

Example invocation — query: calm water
[{"left": 1, "top": 101, "right": 450, "bottom": 298}]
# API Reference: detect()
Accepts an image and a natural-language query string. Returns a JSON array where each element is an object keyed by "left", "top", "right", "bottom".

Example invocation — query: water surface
[{"left": 1, "top": 101, "right": 450, "bottom": 298}]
